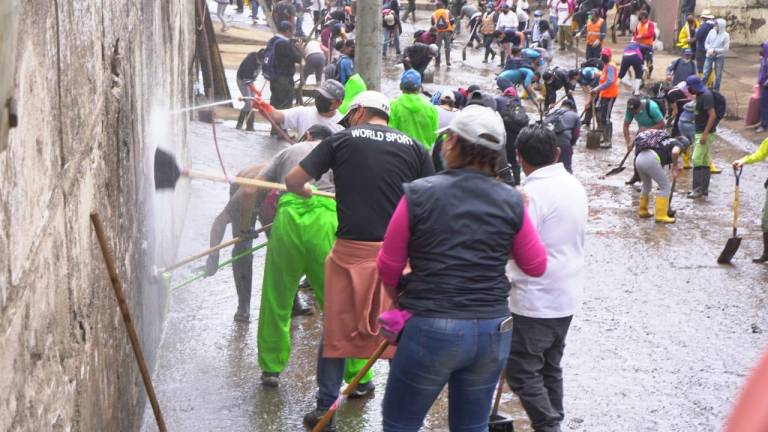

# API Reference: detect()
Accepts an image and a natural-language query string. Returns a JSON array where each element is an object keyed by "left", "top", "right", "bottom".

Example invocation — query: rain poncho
[
  {"left": 389, "top": 92, "right": 439, "bottom": 151},
  {"left": 704, "top": 19, "right": 730, "bottom": 58},
  {"left": 338, "top": 73, "right": 367, "bottom": 115}
]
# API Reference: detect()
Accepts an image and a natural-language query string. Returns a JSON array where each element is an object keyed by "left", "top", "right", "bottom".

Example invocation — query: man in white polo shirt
[
  {"left": 505, "top": 124, "right": 588, "bottom": 432},
  {"left": 255, "top": 79, "right": 345, "bottom": 137}
]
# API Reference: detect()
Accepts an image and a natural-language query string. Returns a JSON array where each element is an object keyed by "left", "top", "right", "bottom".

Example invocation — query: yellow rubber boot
[
  {"left": 682, "top": 148, "right": 691, "bottom": 169},
  {"left": 654, "top": 196, "right": 676, "bottom": 224},
  {"left": 709, "top": 160, "right": 721, "bottom": 174},
  {"left": 638, "top": 194, "right": 652, "bottom": 218}
]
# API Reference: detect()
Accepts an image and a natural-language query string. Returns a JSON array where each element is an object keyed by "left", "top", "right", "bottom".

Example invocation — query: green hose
[{"left": 168, "top": 241, "right": 269, "bottom": 292}]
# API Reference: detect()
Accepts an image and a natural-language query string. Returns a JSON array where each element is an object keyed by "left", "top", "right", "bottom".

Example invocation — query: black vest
[{"left": 398, "top": 169, "right": 524, "bottom": 319}]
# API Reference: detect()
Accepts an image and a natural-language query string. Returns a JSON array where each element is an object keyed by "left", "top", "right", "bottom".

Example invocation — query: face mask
[{"left": 315, "top": 95, "right": 334, "bottom": 114}]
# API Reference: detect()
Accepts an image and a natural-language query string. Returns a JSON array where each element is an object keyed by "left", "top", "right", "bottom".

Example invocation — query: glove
[
  {"left": 256, "top": 100, "right": 273, "bottom": 114},
  {"left": 239, "top": 228, "right": 263, "bottom": 240},
  {"left": 379, "top": 309, "right": 413, "bottom": 345},
  {"left": 204, "top": 253, "right": 220, "bottom": 277}
]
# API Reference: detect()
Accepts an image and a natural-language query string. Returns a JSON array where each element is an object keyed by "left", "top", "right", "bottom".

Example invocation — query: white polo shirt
[{"left": 507, "top": 163, "right": 588, "bottom": 318}]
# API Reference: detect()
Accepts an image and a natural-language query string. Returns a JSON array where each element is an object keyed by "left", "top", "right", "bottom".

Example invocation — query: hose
[{"left": 169, "top": 240, "right": 269, "bottom": 292}]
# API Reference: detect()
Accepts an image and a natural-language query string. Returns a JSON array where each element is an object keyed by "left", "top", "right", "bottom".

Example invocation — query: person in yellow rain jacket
[
  {"left": 677, "top": 14, "right": 699, "bottom": 51},
  {"left": 733, "top": 137, "right": 768, "bottom": 263}
]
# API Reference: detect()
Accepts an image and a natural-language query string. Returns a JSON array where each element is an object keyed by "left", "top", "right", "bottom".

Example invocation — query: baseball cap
[
  {"left": 317, "top": 79, "right": 345, "bottom": 101},
  {"left": 502, "top": 87, "right": 518, "bottom": 97},
  {"left": 533, "top": 10, "right": 543, "bottom": 17},
  {"left": 700, "top": 9, "right": 714, "bottom": 19},
  {"left": 466, "top": 90, "right": 497, "bottom": 109},
  {"left": 440, "top": 90, "right": 455, "bottom": 102},
  {"left": 682, "top": 48, "right": 693, "bottom": 56},
  {"left": 400, "top": 69, "right": 422, "bottom": 91},
  {"left": 627, "top": 97, "right": 642, "bottom": 110},
  {"left": 686, "top": 75, "right": 706, "bottom": 93},
  {"left": 437, "top": 105, "right": 506, "bottom": 151},
  {"left": 337, "top": 90, "right": 391, "bottom": 127},
  {"left": 601, "top": 47, "right": 612, "bottom": 57}
]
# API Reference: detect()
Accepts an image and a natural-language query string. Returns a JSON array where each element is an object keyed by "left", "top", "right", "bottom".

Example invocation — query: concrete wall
[
  {"left": 698, "top": 0, "right": 768, "bottom": 46},
  {"left": 0, "top": 0, "right": 193, "bottom": 430}
]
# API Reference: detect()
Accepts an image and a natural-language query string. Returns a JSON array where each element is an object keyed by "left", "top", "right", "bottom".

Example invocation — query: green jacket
[
  {"left": 338, "top": 74, "right": 367, "bottom": 115},
  {"left": 740, "top": 137, "right": 768, "bottom": 165},
  {"left": 389, "top": 92, "right": 438, "bottom": 151}
]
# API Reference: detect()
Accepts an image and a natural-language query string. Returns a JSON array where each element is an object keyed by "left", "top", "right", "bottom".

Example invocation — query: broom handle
[
  {"left": 90, "top": 214, "right": 168, "bottom": 432},
  {"left": 159, "top": 223, "right": 273, "bottom": 274},
  {"left": 185, "top": 169, "right": 336, "bottom": 199},
  {"left": 733, "top": 167, "right": 742, "bottom": 236},
  {"left": 491, "top": 368, "right": 505, "bottom": 416},
  {"left": 312, "top": 340, "right": 389, "bottom": 432}
]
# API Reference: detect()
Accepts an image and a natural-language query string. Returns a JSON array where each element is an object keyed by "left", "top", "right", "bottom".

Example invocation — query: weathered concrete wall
[
  {"left": 0, "top": 0, "right": 194, "bottom": 430},
  {"left": 698, "top": 0, "right": 768, "bottom": 45}
]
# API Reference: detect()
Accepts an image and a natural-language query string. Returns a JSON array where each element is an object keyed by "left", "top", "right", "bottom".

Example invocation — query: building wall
[
  {"left": 655, "top": 0, "right": 768, "bottom": 47},
  {"left": 0, "top": 0, "right": 193, "bottom": 430}
]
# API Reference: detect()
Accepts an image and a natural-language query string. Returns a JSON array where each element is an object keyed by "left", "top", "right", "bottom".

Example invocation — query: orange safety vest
[
  {"left": 586, "top": 18, "right": 604, "bottom": 45},
  {"left": 599, "top": 62, "right": 619, "bottom": 99},
  {"left": 635, "top": 21, "right": 654, "bottom": 46},
  {"left": 432, "top": 9, "right": 453, "bottom": 32}
]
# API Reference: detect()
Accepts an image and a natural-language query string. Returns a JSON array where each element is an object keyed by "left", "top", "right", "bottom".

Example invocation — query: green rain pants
[
  {"left": 692, "top": 133, "right": 715, "bottom": 167},
  {"left": 256, "top": 193, "right": 373, "bottom": 383}
]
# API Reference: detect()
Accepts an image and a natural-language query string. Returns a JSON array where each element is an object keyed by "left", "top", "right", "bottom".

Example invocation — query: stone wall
[
  {"left": 0, "top": 0, "right": 194, "bottom": 430},
  {"left": 698, "top": 0, "right": 768, "bottom": 46}
]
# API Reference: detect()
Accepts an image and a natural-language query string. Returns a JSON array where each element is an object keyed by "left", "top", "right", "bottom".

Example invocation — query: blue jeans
[
  {"left": 703, "top": 56, "right": 725, "bottom": 91},
  {"left": 760, "top": 85, "right": 768, "bottom": 128},
  {"left": 549, "top": 15, "right": 558, "bottom": 33},
  {"left": 382, "top": 316, "right": 512, "bottom": 432},
  {"left": 383, "top": 27, "right": 401, "bottom": 56},
  {"left": 250, "top": 0, "right": 260, "bottom": 20}
]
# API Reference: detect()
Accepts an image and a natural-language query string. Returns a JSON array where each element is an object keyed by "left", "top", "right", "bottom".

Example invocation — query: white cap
[
  {"left": 437, "top": 105, "right": 506, "bottom": 151},
  {"left": 338, "top": 90, "right": 391, "bottom": 126}
]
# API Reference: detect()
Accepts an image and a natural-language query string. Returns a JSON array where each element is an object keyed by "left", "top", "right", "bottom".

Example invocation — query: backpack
[
  {"left": 543, "top": 110, "right": 567, "bottom": 134},
  {"left": 712, "top": 90, "right": 727, "bottom": 126},
  {"left": 383, "top": 9, "right": 396, "bottom": 27},
  {"left": 643, "top": 97, "right": 666, "bottom": 119},
  {"left": 414, "top": 29, "right": 427, "bottom": 41},
  {"left": 323, "top": 57, "right": 341, "bottom": 81},
  {"left": 634, "top": 129, "right": 675, "bottom": 164},
  {"left": 436, "top": 13, "right": 449, "bottom": 30},
  {"left": 497, "top": 96, "right": 530, "bottom": 132},
  {"left": 262, "top": 36, "right": 288, "bottom": 81}
]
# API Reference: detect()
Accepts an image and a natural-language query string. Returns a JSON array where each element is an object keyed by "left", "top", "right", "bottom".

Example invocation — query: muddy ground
[{"left": 142, "top": 9, "right": 768, "bottom": 432}]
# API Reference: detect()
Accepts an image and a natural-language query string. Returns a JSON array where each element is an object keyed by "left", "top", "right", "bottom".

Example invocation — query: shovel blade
[
  {"left": 604, "top": 166, "right": 626, "bottom": 177},
  {"left": 717, "top": 237, "right": 742, "bottom": 264},
  {"left": 154, "top": 148, "right": 181, "bottom": 190},
  {"left": 488, "top": 414, "right": 514, "bottom": 432}
]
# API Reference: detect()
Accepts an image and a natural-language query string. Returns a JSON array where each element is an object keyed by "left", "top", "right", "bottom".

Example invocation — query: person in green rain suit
[
  {"left": 254, "top": 126, "right": 374, "bottom": 390},
  {"left": 338, "top": 73, "right": 367, "bottom": 115},
  {"left": 389, "top": 69, "right": 439, "bottom": 151}
]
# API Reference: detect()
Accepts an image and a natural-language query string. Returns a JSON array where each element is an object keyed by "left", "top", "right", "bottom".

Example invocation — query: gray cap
[
  {"left": 317, "top": 79, "right": 345, "bottom": 101},
  {"left": 437, "top": 104, "right": 506, "bottom": 151}
]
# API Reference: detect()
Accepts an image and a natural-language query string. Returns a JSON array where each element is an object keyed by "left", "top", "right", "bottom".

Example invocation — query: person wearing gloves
[
  {"left": 389, "top": 70, "right": 439, "bottom": 151},
  {"left": 703, "top": 18, "right": 730, "bottom": 91},
  {"left": 627, "top": 129, "right": 688, "bottom": 223},
  {"left": 377, "top": 104, "right": 547, "bottom": 432},
  {"left": 733, "top": 138, "right": 768, "bottom": 263}
]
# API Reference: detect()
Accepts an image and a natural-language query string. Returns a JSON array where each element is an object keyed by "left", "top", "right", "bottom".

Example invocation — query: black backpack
[
  {"left": 643, "top": 97, "right": 666, "bottom": 119},
  {"left": 496, "top": 96, "right": 529, "bottom": 132},
  {"left": 436, "top": 14, "right": 449, "bottom": 30},
  {"left": 712, "top": 90, "right": 727, "bottom": 126},
  {"left": 543, "top": 109, "right": 567, "bottom": 134},
  {"left": 323, "top": 57, "right": 341, "bottom": 81},
  {"left": 262, "top": 36, "right": 288, "bottom": 81}
]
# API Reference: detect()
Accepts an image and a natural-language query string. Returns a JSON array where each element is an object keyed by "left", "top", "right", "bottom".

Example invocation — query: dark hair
[
  {"left": 627, "top": 96, "right": 641, "bottom": 110},
  {"left": 516, "top": 124, "right": 559, "bottom": 167},
  {"left": 451, "top": 136, "right": 500, "bottom": 176},
  {"left": 278, "top": 20, "right": 294, "bottom": 33},
  {"left": 539, "top": 19, "right": 550, "bottom": 31},
  {"left": 639, "top": 10, "right": 649, "bottom": 19},
  {"left": 510, "top": 46, "right": 522, "bottom": 56},
  {"left": 335, "top": 40, "right": 344, "bottom": 50},
  {"left": 304, "top": 125, "right": 334, "bottom": 141},
  {"left": 492, "top": 30, "right": 503, "bottom": 38}
]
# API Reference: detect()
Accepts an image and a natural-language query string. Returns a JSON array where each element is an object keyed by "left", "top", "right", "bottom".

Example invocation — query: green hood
[
  {"left": 338, "top": 74, "right": 367, "bottom": 115},
  {"left": 389, "top": 92, "right": 438, "bottom": 151}
]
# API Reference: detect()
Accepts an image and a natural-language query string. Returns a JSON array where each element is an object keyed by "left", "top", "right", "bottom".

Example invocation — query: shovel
[
  {"left": 718, "top": 167, "right": 743, "bottom": 264},
  {"left": 488, "top": 369, "right": 514, "bottom": 431},
  {"left": 585, "top": 103, "right": 602, "bottom": 149},
  {"left": 153, "top": 148, "right": 335, "bottom": 198},
  {"left": 604, "top": 148, "right": 632, "bottom": 177},
  {"left": 668, "top": 177, "right": 677, "bottom": 218}
]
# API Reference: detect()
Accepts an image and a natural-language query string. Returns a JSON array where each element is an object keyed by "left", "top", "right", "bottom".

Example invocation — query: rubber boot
[
  {"left": 654, "top": 195, "right": 676, "bottom": 224},
  {"left": 483, "top": 50, "right": 489, "bottom": 63},
  {"left": 245, "top": 112, "right": 255, "bottom": 131},
  {"left": 687, "top": 167, "right": 707, "bottom": 199},
  {"left": 445, "top": 49, "right": 451, "bottom": 66},
  {"left": 682, "top": 147, "right": 691, "bottom": 169},
  {"left": 291, "top": 292, "right": 313, "bottom": 316},
  {"left": 236, "top": 111, "right": 247, "bottom": 130},
  {"left": 709, "top": 160, "right": 721, "bottom": 174},
  {"left": 632, "top": 78, "right": 642, "bottom": 96},
  {"left": 626, "top": 169, "right": 640, "bottom": 185},
  {"left": 638, "top": 194, "right": 652, "bottom": 218},
  {"left": 753, "top": 232, "right": 768, "bottom": 263}
]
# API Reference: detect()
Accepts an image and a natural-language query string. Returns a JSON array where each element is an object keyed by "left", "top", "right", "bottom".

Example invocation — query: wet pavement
[{"left": 143, "top": 17, "right": 768, "bottom": 432}]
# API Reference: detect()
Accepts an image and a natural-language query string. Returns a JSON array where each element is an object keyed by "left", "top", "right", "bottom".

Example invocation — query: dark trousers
[
  {"left": 270, "top": 74, "right": 294, "bottom": 109},
  {"left": 229, "top": 184, "right": 257, "bottom": 311},
  {"left": 696, "top": 48, "right": 706, "bottom": 73},
  {"left": 585, "top": 43, "right": 601, "bottom": 60},
  {"left": 618, "top": 54, "right": 643, "bottom": 80},
  {"left": 506, "top": 314, "right": 573, "bottom": 432}
]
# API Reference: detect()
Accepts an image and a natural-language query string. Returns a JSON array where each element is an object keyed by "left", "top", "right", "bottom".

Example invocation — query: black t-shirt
[
  {"left": 273, "top": 2, "right": 296, "bottom": 23},
  {"left": 694, "top": 90, "right": 716, "bottom": 133},
  {"left": 300, "top": 123, "right": 435, "bottom": 241},
  {"left": 665, "top": 88, "right": 691, "bottom": 135},
  {"left": 236, "top": 52, "right": 261, "bottom": 81},
  {"left": 274, "top": 38, "right": 301, "bottom": 76}
]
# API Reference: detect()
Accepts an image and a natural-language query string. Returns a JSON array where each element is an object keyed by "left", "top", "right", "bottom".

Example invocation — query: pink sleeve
[
  {"left": 377, "top": 196, "right": 411, "bottom": 293},
  {"left": 509, "top": 207, "right": 547, "bottom": 277}
]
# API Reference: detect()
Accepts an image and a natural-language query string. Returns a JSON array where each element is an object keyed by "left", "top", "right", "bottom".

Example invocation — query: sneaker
[
  {"left": 261, "top": 372, "right": 280, "bottom": 387},
  {"left": 303, "top": 408, "right": 337, "bottom": 431},
  {"left": 348, "top": 381, "right": 375, "bottom": 399},
  {"left": 757, "top": 126, "right": 766, "bottom": 133}
]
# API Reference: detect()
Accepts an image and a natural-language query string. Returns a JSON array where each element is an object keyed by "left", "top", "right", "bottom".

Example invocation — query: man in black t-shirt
[
  {"left": 687, "top": 75, "right": 718, "bottom": 199},
  {"left": 286, "top": 91, "right": 433, "bottom": 429},
  {"left": 235, "top": 51, "right": 263, "bottom": 131},
  {"left": 269, "top": 21, "right": 302, "bottom": 120}
]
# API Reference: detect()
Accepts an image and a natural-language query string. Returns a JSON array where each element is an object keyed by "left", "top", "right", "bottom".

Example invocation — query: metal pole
[{"left": 354, "top": 0, "right": 382, "bottom": 91}]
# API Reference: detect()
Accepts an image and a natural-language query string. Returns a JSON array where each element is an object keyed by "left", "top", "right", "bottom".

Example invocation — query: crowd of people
[{"left": 203, "top": 0, "right": 768, "bottom": 430}]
